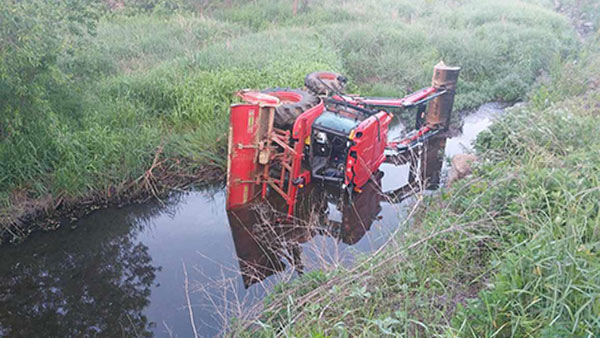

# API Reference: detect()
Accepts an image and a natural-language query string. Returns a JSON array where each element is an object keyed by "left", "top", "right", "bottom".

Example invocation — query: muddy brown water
[{"left": 0, "top": 103, "right": 506, "bottom": 337}]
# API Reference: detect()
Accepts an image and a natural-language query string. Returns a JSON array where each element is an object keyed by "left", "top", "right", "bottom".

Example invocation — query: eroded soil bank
[{"left": 0, "top": 164, "right": 223, "bottom": 245}]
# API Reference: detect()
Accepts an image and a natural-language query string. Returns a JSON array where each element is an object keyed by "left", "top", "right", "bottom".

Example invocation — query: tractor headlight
[{"left": 315, "top": 131, "right": 328, "bottom": 144}]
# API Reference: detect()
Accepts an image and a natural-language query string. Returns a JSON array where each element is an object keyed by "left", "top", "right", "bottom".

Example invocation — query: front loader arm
[{"left": 332, "top": 86, "right": 442, "bottom": 110}]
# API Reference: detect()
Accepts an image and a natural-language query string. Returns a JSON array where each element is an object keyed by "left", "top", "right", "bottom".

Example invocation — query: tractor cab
[
  {"left": 309, "top": 106, "right": 364, "bottom": 183},
  {"left": 309, "top": 103, "right": 392, "bottom": 189}
]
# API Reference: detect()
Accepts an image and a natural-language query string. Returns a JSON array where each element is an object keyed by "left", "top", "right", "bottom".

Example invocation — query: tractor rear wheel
[
  {"left": 305, "top": 71, "right": 347, "bottom": 95},
  {"left": 262, "top": 88, "right": 320, "bottom": 129}
]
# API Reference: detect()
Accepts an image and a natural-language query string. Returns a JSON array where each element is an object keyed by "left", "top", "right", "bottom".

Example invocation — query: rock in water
[{"left": 448, "top": 154, "right": 478, "bottom": 185}]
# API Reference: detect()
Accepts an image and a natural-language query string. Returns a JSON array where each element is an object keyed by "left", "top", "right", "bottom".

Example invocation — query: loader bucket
[
  {"left": 226, "top": 103, "right": 273, "bottom": 210},
  {"left": 425, "top": 61, "right": 461, "bottom": 130}
]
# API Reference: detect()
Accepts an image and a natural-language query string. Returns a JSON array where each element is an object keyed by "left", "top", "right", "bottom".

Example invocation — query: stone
[{"left": 448, "top": 154, "right": 478, "bottom": 185}]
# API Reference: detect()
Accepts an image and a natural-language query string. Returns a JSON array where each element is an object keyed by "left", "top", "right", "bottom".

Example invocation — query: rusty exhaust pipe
[{"left": 425, "top": 61, "right": 461, "bottom": 130}]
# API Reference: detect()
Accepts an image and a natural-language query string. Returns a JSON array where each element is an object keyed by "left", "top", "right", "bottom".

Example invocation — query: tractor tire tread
[
  {"left": 305, "top": 71, "right": 347, "bottom": 95},
  {"left": 262, "top": 88, "right": 320, "bottom": 129}
]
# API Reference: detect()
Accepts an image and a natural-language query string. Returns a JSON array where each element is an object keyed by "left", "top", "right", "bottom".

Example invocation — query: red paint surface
[
  {"left": 332, "top": 87, "right": 436, "bottom": 107},
  {"left": 286, "top": 101, "right": 325, "bottom": 214},
  {"left": 237, "top": 91, "right": 280, "bottom": 106},
  {"left": 346, "top": 112, "right": 392, "bottom": 188},
  {"left": 265, "top": 91, "right": 303, "bottom": 104},
  {"left": 226, "top": 104, "right": 261, "bottom": 209}
]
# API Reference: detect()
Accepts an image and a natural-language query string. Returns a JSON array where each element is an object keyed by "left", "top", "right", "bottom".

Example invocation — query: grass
[
  {"left": 229, "top": 37, "right": 600, "bottom": 336},
  {"left": 0, "top": 0, "right": 580, "bottom": 240}
]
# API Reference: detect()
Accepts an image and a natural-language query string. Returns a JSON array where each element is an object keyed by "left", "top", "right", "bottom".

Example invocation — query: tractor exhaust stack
[{"left": 425, "top": 61, "right": 461, "bottom": 130}]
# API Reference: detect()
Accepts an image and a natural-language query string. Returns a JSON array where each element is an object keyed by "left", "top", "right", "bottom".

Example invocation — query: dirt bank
[{"left": 1, "top": 157, "right": 224, "bottom": 245}]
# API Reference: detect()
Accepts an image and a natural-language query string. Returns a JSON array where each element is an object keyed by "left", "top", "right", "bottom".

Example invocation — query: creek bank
[{"left": 0, "top": 163, "right": 223, "bottom": 245}]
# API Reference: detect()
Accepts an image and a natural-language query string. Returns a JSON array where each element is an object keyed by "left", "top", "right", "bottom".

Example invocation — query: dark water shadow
[{"left": 0, "top": 194, "right": 184, "bottom": 337}]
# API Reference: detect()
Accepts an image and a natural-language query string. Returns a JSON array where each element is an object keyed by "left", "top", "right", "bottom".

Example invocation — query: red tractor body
[{"left": 226, "top": 62, "right": 460, "bottom": 216}]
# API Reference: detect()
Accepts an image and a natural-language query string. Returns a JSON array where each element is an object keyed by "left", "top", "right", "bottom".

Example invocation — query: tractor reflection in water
[{"left": 227, "top": 134, "right": 448, "bottom": 288}]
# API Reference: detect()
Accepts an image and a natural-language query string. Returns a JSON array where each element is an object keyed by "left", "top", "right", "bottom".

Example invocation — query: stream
[{"left": 0, "top": 103, "right": 506, "bottom": 338}]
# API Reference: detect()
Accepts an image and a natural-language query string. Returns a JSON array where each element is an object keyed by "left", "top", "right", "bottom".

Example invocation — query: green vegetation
[
  {"left": 231, "top": 34, "right": 600, "bottom": 338},
  {"left": 0, "top": 0, "right": 579, "bottom": 240}
]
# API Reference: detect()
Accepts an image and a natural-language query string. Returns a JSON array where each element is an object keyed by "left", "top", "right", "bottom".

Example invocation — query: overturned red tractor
[{"left": 226, "top": 62, "right": 460, "bottom": 215}]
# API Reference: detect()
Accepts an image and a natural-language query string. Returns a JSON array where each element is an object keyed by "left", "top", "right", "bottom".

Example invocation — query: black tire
[
  {"left": 304, "top": 71, "right": 347, "bottom": 95},
  {"left": 262, "top": 88, "right": 320, "bottom": 129}
]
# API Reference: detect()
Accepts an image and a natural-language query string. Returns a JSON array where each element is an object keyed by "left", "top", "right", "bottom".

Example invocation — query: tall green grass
[{"left": 0, "top": 26, "right": 341, "bottom": 207}]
